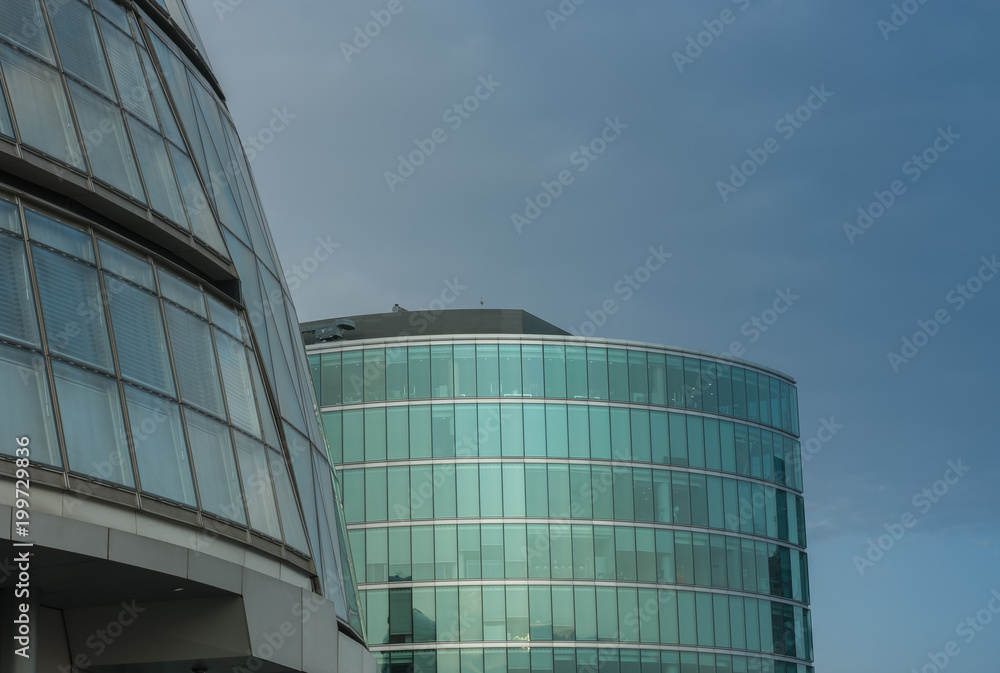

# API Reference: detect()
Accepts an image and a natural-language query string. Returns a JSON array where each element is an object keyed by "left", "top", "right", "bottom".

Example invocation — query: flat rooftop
[{"left": 300, "top": 308, "right": 569, "bottom": 344}]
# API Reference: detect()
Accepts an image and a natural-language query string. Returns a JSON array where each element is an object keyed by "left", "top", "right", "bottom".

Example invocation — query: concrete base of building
[{"left": 0, "top": 479, "right": 374, "bottom": 673}]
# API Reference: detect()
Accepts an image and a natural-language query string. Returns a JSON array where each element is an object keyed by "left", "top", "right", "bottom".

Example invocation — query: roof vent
[{"left": 315, "top": 326, "right": 342, "bottom": 342}]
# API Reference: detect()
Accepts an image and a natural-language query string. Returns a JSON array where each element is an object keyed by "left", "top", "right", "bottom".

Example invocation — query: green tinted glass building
[{"left": 304, "top": 310, "right": 813, "bottom": 673}]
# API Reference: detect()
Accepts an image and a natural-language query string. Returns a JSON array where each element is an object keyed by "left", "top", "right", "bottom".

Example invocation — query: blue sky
[{"left": 189, "top": 2, "right": 1000, "bottom": 670}]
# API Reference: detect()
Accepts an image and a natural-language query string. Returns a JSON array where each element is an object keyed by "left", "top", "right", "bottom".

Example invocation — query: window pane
[
  {"left": 186, "top": 410, "right": 245, "bottom": 524},
  {"left": 387, "top": 406, "right": 408, "bottom": 460},
  {"left": 564, "top": 345, "right": 587, "bottom": 400},
  {"left": 319, "top": 352, "right": 341, "bottom": 406},
  {"left": 550, "top": 525, "right": 573, "bottom": 579},
  {"left": 0, "top": 43, "right": 83, "bottom": 166},
  {"left": 665, "top": 355, "right": 684, "bottom": 407},
  {"left": 386, "top": 346, "right": 407, "bottom": 400},
  {"left": 650, "top": 410, "right": 668, "bottom": 464},
  {"left": 26, "top": 209, "right": 94, "bottom": 262},
  {"left": 589, "top": 406, "right": 611, "bottom": 459},
  {"left": 498, "top": 344, "right": 521, "bottom": 396},
  {"left": 216, "top": 333, "right": 260, "bottom": 437},
  {"left": 98, "top": 240, "right": 154, "bottom": 289},
  {"left": 70, "top": 83, "right": 145, "bottom": 200},
  {"left": 164, "top": 304, "right": 225, "bottom": 417},
  {"left": 435, "top": 524, "right": 457, "bottom": 579},
  {"left": 702, "top": 360, "right": 718, "bottom": 413},
  {"left": 548, "top": 463, "right": 570, "bottom": 518},
  {"left": 431, "top": 345, "right": 453, "bottom": 397},
  {"left": 573, "top": 585, "right": 596, "bottom": 641},
  {"left": 732, "top": 367, "right": 747, "bottom": 419},
  {"left": 158, "top": 268, "right": 205, "bottom": 316},
  {"left": 389, "top": 526, "right": 410, "bottom": 581},
  {"left": 687, "top": 416, "right": 705, "bottom": 468},
  {"left": 449, "top": 344, "right": 474, "bottom": 398},
  {"left": 608, "top": 349, "right": 629, "bottom": 402},
  {"left": 49, "top": 0, "right": 115, "bottom": 95},
  {"left": 717, "top": 363, "right": 733, "bottom": 416},
  {"left": 409, "top": 404, "right": 431, "bottom": 457},
  {"left": 572, "top": 524, "right": 594, "bottom": 579},
  {"left": 502, "top": 463, "right": 525, "bottom": 516},
  {"left": 170, "top": 145, "right": 226, "bottom": 252},
  {"left": 746, "top": 370, "right": 759, "bottom": 422},
  {"left": 125, "top": 386, "right": 194, "bottom": 504},
  {"left": 543, "top": 345, "right": 566, "bottom": 398},
  {"left": 408, "top": 345, "right": 429, "bottom": 398},
  {"left": 616, "top": 527, "right": 637, "bottom": 581},
  {"left": 477, "top": 403, "right": 500, "bottom": 456},
  {"left": 500, "top": 403, "right": 523, "bottom": 456},
  {"left": 435, "top": 463, "right": 456, "bottom": 518},
  {"left": 668, "top": 412, "right": 687, "bottom": 465},
  {"left": 527, "top": 523, "right": 550, "bottom": 578},
  {"left": 234, "top": 433, "right": 280, "bottom": 538},
  {"left": 33, "top": 247, "right": 114, "bottom": 372},
  {"left": 631, "top": 409, "right": 651, "bottom": 461},
  {"left": 569, "top": 465, "right": 590, "bottom": 519},
  {"left": 53, "top": 362, "right": 132, "bottom": 486},
  {"left": 758, "top": 374, "right": 771, "bottom": 426},
  {"left": 546, "top": 404, "right": 568, "bottom": 457},
  {"left": 411, "top": 464, "right": 434, "bottom": 519},
  {"left": 433, "top": 404, "right": 455, "bottom": 457},
  {"left": 504, "top": 524, "right": 527, "bottom": 578},
  {"left": 0, "top": 344, "right": 59, "bottom": 466},
  {"left": 597, "top": 586, "right": 618, "bottom": 641},
  {"left": 568, "top": 404, "right": 590, "bottom": 458},
  {"left": 458, "top": 524, "right": 481, "bottom": 579},
  {"left": 520, "top": 344, "right": 543, "bottom": 397},
  {"left": 99, "top": 16, "right": 157, "bottom": 125},
  {"left": 684, "top": 358, "right": 702, "bottom": 410},
  {"left": 636, "top": 528, "right": 656, "bottom": 582},
  {"left": 594, "top": 526, "right": 616, "bottom": 580},
  {"left": 128, "top": 116, "right": 187, "bottom": 226},
  {"left": 0, "top": 234, "right": 41, "bottom": 348},
  {"left": 456, "top": 463, "right": 479, "bottom": 517},
  {"left": 364, "top": 407, "right": 386, "bottom": 460},
  {"left": 634, "top": 468, "right": 653, "bottom": 522},
  {"left": 365, "top": 467, "right": 386, "bottom": 521},
  {"left": 587, "top": 348, "right": 608, "bottom": 400},
  {"left": 591, "top": 465, "right": 614, "bottom": 520},
  {"left": 476, "top": 343, "right": 499, "bottom": 396},
  {"left": 529, "top": 585, "right": 553, "bottom": 640},
  {"left": 268, "top": 449, "right": 309, "bottom": 552},
  {"left": 0, "top": 0, "right": 54, "bottom": 62}
]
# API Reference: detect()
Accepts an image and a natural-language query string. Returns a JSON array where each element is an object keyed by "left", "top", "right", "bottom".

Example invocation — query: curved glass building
[
  {"left": 304, "top": 309, "right": 813, "bottom": 673},
  {"left": 0, "top": 1, "right": 370, "bottom": 670}
]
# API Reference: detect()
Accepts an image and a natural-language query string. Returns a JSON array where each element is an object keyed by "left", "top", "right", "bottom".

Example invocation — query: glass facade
[
  {"left": 311, "top": 336, "right": 813, "bottom": 672},
  {"left": 0, "top": 0, "right": 363, "bottom": 642}
]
